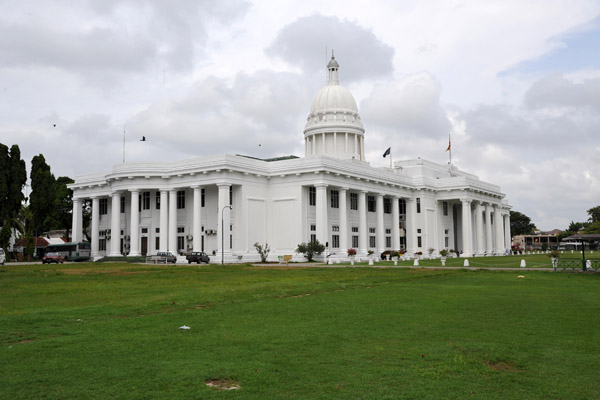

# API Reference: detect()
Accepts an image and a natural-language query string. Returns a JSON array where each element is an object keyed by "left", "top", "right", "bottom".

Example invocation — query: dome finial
[{"left": 326, "top": 50, "right": 339, "bottom": 85}]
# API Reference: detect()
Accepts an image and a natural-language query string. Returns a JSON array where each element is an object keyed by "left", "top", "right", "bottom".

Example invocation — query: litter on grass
[{"left": 179, "top": 325, "right": 191, "bottom": 330}]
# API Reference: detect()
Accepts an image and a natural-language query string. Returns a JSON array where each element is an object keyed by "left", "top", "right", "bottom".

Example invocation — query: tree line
[
  {"left": 510, "top": 206, "right": 600, "bottom": 240},
  {"left": 0, "top": 142, "right": 74, "bottom": 259}
]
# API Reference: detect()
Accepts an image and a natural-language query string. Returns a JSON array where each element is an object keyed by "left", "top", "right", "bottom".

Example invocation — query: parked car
[
  {"left": 0, "top": 248, "right": 5, "bottom": 265},
  {"left": 42, "top": 252, "right": 65, "bottom": 264},
  {"left": 155, "top": 251, "right": 177, "bottom": 263},
  {"left": 186, "top": 252, "right": 210, "bottom": 264}
]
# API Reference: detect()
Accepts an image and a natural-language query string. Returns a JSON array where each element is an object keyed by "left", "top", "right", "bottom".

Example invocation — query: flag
[
  {"left": 446, "top": 136, "right": 451, "bottom": 152},
  {"left": 383, "top": 147, "right": 391, "bottom": 158}
]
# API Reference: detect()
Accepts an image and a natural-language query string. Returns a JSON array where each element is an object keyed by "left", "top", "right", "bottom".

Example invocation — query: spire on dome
[{"left": 327, "top": 50, "right": 339, "bottom": 85}]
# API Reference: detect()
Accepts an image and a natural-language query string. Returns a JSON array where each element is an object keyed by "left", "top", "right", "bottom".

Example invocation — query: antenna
[{"left": 122, "top": 127, "right": 126, "bottom": 163}]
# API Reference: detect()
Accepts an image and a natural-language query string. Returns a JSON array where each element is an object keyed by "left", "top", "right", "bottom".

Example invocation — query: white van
[{"left": 0, "top": 248, "right": 5, "bottom": 265}]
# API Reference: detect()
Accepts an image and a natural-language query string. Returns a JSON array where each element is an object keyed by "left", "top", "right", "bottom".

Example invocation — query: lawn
[{"left": 1, "top": 262, "right": 599, "bottom": 399}]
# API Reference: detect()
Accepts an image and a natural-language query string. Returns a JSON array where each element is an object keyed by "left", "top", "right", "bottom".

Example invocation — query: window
[
  {"left": 399, "top": 198, "right": 406, "bottom": 214},
  {"left": 138, "top": 194, "right": 142, "bottom": 212},
  {"left": 201, "top": 188, "right": 205, "bottom": 207},
  {"left": 369, "top": 227, "right": 376, "bottom": 234},
  {"left": 350, "top": 193, "right": 358, "bottom": 210},
  {"left": 156, "top": 227, "right": 160, "bottom": 233},
  {"left": 417, "top": 236, "right": 422, "bottom": 247},
  {"left": 443, "top": 201, "right": 448, "bottom": 216},
  {"left": 155, "top": 237, "right": 160, "bottom": 250},
  {"left": 368, "top": 196, "right": 376, "bottom": 212},
  {"left": 385, "top": 228, "right": 391, "bottom": 234},
  {"left": 310, "top": 224, "right": 316, "bottom": 231},
  {"left": 416, "top": 198, "right": 421, "bottom": 213},
  {"left": 369, "top": 236, "right": 376, "bottom": 248},
  {"left": 332, "top": 225, "right": 339, "bottom": 232},
  {"left": 445, "top": 237, "right": 449, "bottom": 248},
  {"left": 99, "top": 238, "right": 106, "bottom": 251},
  {"left": 310, "top": 234, "right": 316, "bottom": 243},
  {"left": 352, "top": 227, "right": 358, "bottom": 233},
  {"left": 142, "top": 191, "right": 150, "bottom": 210},
  {"left": 141, "top": 228, "right": 148, "bottom": 234},
  {"left": 417, "top": 229, "right": 421, "bottom": 233},
  {"left": 120, "top": 196, "right": 125, "bottom": 213},
  {"left": 99, "top": 198, "right": 108, "bottom": 215},
  {"left": 352, "top": 235, "right": 359, "bottom": 248},
  {"left": 386, "top": 236, "right": 391, "bottom": 248},
  {"left": 330, "top": 190, "right": 339, "bottom": 208},
  {"left": 229, "top": 186, "right": 233, "bottom": 206},
  {"left": 156, "top": 192, "right": 160, "bottom": 210},
  {"left": 177, "top": 190, "right": 185, "bottom": 209},
  {"left": 309, "top": 187, "right": 316, "bottom": 206},
  {"left": 400, "top": 236, "right": 406, "bottom": 249},
  {"left": 177, "top": 236, "right": 185, "bottom": 252},
  {"left": 177, "top": 227, "right": 185, "bottom": 233},
  {"left": 332, "top": 235, "right": 339, "bottom": 248},
  {"left": 445, "top": 229, "right": 449, "bottom": 234},
  {"left": 384, "top": 198, "right": 392, "bottom": 214}
]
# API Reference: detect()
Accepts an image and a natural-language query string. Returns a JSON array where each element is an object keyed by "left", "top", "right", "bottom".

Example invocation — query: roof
[{"left": 563, "top": 234, "right": 600, "bottom": 241}]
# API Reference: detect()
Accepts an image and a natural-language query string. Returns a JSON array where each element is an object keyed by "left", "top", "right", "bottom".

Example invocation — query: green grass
[{"left": 1, "top": 263, "right": 599, "bottom": 399}]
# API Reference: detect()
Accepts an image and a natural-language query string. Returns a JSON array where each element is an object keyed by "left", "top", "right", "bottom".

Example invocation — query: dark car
[
  {"left": 186, "top": 252, "right": 210, "bottom": 264},
  {"left": 156, "top": 252, "right": 177, "bottom": 264},
  {"left": 42, "top": 252, "right": 65, "bottom": 264}
]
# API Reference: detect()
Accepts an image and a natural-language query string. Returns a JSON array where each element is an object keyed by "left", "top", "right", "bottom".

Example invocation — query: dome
[
  {"left": 303, "top": 53, "right": 366, "bottom": 161},
  {"left": 309, "top": 84, "right": 359, "bottom": 115}
]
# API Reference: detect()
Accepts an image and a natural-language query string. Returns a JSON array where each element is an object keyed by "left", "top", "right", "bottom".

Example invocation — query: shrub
[
  {"left": 439, "top": 249, "right": 449, "bottom": 257},
  {"left": 296, "top": 240, "right": 325, "bottom": 261},
  {"left": 253, "top": 242, "right": 270, "bottom": 263},
  {"left": 347, "top": 248, "right": 357, "bottom": 256},
  {"left": 428, "top": 248, "right": 435, "bottom": 255},
  {"left": 391, "top": 250, "right": 400, "bottom": 258}
]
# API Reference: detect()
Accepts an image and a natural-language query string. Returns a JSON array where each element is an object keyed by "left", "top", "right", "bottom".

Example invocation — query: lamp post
[{"left": 221, "top": 205, "right": 232, "bottom": 265}]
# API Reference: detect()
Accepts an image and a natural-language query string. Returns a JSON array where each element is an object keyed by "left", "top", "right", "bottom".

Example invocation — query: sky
[{"left": 1, "top": 0, "right": 599, "bottom": 231}]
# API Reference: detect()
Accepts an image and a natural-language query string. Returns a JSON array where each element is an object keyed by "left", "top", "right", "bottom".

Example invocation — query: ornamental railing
[{"left": 557, "top": 258, "right": 600, "bottom": 271}]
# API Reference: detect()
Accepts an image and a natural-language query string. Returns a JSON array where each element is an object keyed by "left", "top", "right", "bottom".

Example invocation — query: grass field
[{"left": 1, "top": 262, "right": 599, "bottom": 399}]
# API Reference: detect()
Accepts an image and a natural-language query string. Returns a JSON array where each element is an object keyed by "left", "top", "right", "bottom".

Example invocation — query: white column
[
  {"left": 360, "top": 136, "right": 365, "bottom": 160},
  {"left": 392, "top": 196, "right": 400, "bottom": 251},
  {"left": 168, "top": 190, "right": 177, "bottom": 253},
  {"left": 405, "top": 198, "right": 417, "bottom": 256},
  {"left": 91, "top": 197, "right": 99, "bottom": 259},
  {"left": 339, "top": 187, "right": 348, "bottom": 254},
  {"left": 192, "top": 186, "right": 202, "bottom": 252},
  {"left": 504, "top": 213, "right": 511, "bottom": 250},
  {"left": 475, "top": 201, "right": 484, "bottom": 256},
  {"left": 358, "top": 190, "right": 368, "bottom": 256},
  {"left": 321, "top": 133, "right": 326, "bottom": 154},
  {"left": 129, "top": 190, "right": 140, "bottom": 257},
  {"left": 494, "top": 205, "right": 504, "bottom": 255},
  {"left": 461, "top": 198, "right": 473, "bottom": 257},
  {"left": 109, "top": 192, "right": 121, "bottom": 256},
  {"left": 71, "top": 198, "right": 82, "bottom": 243},
  {"left": 376, "top": 194, "right": 385, "bottom": 253},
  {"left": 159, "top": 190, "right": 168, "bottom": 252},
  {"left": 485, "top": 204, "right": 493, "bottom": 255},
  {"left": 217, "top": 183, "right": 231, "bottom": 259},
  {"left": 315, "top": 184, "right": 328, "bottom": 245}
]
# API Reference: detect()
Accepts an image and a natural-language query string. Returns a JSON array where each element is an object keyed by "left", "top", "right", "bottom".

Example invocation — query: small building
[{"left": 513, "top": 229, "right": 561, "bottom": 250}]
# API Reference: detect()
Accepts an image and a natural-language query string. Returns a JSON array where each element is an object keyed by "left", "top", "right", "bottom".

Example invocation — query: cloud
[
  {"left": 126, "top": 70, "right": 312, "bottom": 160},
  {"left": 524, "top": 72, "right": 600, "bottom": 111},
  {"left": 361, "top": 72, "right": 451, "bottom": 138},
  {"left": 267, "top": 14, "right": 394, "bottom": 83}
]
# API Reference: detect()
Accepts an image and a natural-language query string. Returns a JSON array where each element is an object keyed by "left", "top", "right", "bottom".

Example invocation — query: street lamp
[{"left": 221, "top": 205, "right": 232, "bottom": 265}]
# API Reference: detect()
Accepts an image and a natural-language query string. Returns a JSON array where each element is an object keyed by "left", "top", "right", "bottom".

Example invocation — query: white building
[{"left": 69, "top": 55, "right": 511, "bottom": 262}]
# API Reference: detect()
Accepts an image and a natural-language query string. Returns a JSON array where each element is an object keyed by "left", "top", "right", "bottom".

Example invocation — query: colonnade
[
  {"left": 460, "top": 198, "right": 511, "bottom": 256},
  {"left": 71, "top": 183, "right": 232, "bottom": 259}
]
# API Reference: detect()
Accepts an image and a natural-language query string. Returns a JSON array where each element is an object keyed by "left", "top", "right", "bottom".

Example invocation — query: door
[{"left": 141, "top": 237, "right": 148, "bottom": 256}]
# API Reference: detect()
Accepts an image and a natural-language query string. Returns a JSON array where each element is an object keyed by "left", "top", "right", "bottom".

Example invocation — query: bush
[
  {"left": 347, "top": 248, "right": 357, "bottom": 256},
  {"left": 439, "top": 249, "right": 449, "bottom": 257},
  {"left": 296, "top": 240, "right": 325, "bottom": 261},
  {"left": 253, "top": 242, "right": 270, "bottom": 263}
]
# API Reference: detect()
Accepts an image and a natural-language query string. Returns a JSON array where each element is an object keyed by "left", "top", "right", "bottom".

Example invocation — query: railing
[{"left": 557, "top": 258, "right": 600, "bottom": 271}]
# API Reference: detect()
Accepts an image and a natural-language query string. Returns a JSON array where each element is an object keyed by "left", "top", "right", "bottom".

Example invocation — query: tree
[
  {"left": 510, "top": 211, "right": 536, "bottom": 237},
  {"left": 253, "top": 242, "right": 271, "bottom": 263},
  {"left": 54, "top": 176, "right": 74, "bottom": 238},
  {"left": 587, "top": 206, "right": 600, "bottom": 224},
  {"left": 0, "top": 144, "right": 27, "bottom": 255},
  {"left": 30, "top": 154, "right": 57, "bottom": 234},
  {"left": 568, "top": 221, "right": 584, "bottom": 232},
  {"left": 296, "top": 240, "right": 325, "bottom": 261}
]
